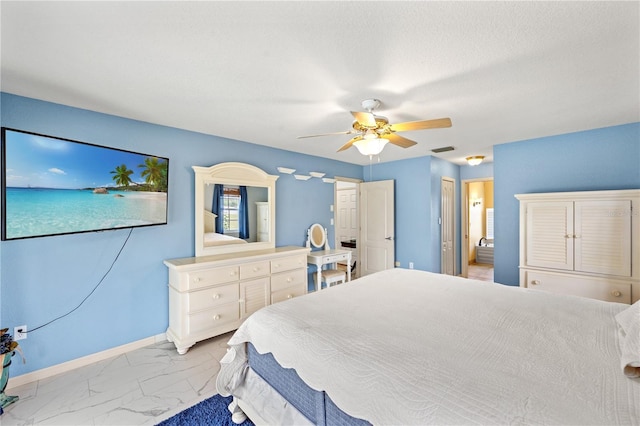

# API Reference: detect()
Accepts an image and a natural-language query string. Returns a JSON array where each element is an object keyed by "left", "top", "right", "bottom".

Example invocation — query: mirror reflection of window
[
  {"left": 194, "top": 163, "right": 277, "bottom": 256},
  {"left": 486, "top": 208, "right": 494, "bottom": 240},
  {"left": 222, "top": 187, "right": 241, "bottom": 234}
]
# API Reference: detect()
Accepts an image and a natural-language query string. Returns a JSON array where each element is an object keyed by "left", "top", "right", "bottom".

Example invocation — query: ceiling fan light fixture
[
  {"left": 466, "top": 156, "right": 485, "bottom": 166},
  {"left": 363, "top": 129, "right": 379, "bottom": 140},
  {"left": 353, "top": 137, "right": 389, "bottom": 156}
]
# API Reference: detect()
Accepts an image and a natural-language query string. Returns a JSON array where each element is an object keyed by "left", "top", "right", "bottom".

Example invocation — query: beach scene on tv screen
[{"left": 3, "top": 130, "right": 168, "bottom": 240}]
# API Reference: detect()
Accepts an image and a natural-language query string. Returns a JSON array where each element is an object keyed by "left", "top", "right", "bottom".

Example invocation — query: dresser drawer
[
  {"left": 524, "top": 270, "right": 631, "bottom": 304},
  {"left": 271, "top": 268, "right": 306, "bottom": 292},
  {"left": 188, "top": 303, "right": 239, "bottom": 334},
  {"left": 240, "top": 261, "right": 270, "bottom": 280},
  {"left": 186, "top": 265, "right": 239, "bottom": 290},
  {"left": 323, "top": 253, "right": 349, "bottom": 264},
  {"left": 187, "top": 283, "right": 239, "bottom": 313},
  {"left": 271, "top": 255, "right": 307, "bottom": 274},
  {"left": 271, "top": 285, "right": 306, "bottom": 304}
]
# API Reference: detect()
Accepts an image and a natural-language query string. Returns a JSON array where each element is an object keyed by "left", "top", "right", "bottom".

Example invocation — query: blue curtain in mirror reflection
[
  {"left": 212, "top": 184, "right": 224, "bottom": 233},
  {"left": 212, "top": 184, "right": 249, "bottom": 239},
  {"left": 239, "top": 186, "right": 249, "bottom": 239}
]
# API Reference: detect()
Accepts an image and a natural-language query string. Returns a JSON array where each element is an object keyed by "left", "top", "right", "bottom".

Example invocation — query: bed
[
  {"left": 216, "top": 268, "right": 640, "bottom": 425},
  {"left": 204, "top": 232, "right": 248, "bottom": 247},
  {"left": 203, "top": 210, "right": 248, "bottom": 247}
]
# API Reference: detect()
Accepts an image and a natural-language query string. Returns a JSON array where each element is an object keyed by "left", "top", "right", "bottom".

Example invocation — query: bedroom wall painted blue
[
  {"left": 362, "top": 157, "right": 432, "bottom": 270},
  {"left": 363, "top": 156, "right": 461, "bottom": 273},
  {"left": 0, "top": 93, "right": 362, "bottom": 377},
  {"left": 429, "top": 157, "right": 462, "bottom": 274},
  {"left": 493, "top": 122, "right": 640, "bottom": 286},
  {"left": 460, "top": 162, "right": 493, "bottom": 180}
]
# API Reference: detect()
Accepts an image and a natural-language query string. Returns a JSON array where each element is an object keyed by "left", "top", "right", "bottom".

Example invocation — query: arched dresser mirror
[{"left": 193, "top": 162, "right": 278, "bottom": 257}]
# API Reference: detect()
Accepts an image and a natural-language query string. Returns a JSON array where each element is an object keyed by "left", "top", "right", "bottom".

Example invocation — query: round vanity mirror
[{"left": 308, "top": 223, "right": 327, "bottom": 249}]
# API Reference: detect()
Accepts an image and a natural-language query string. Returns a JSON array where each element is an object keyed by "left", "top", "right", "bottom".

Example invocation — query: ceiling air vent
[{"left": 431, "top": 146, "right": 455, "bottom": 153}]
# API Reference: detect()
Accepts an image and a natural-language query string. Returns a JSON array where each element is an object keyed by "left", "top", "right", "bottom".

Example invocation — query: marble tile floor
[{"left": 1, "top": 332, "right": 234, "bottom": 426}]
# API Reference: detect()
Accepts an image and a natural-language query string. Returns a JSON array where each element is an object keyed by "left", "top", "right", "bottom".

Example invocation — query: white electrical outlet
[
  {"left": 14, "top": 325, "right": 27, "bottom": 340},
  {"left": 409, "top": 262, "right": 414, "bottom": 269}
]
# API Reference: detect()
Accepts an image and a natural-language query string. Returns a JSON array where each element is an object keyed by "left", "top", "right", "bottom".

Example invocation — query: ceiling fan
[{"left": 298, "top": 99, "right": 452, "bottom": 155}]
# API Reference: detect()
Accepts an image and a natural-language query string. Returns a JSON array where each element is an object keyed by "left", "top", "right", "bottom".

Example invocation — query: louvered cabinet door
[
  {"left": 574, "top": 200, "right": 632, "bottom": 276},
  {"left": 240, "top": 278, "right": 270, "bottom": 319},
  {"left": 525, "top": 201, "right": 574, "bottom": 270}
]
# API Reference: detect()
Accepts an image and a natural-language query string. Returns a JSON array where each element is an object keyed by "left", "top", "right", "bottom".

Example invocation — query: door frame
[
  {"left": 333, "top": 176, "right": 362, "bottom": 277},
  {"left": 461, "top": 177, "right": 494, "bottom": 278}
]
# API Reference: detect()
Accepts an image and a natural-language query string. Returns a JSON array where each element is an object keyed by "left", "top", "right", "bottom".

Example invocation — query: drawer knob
[
  {"left": 253, "top": 267, "right": 259, "bottom": 272},
  {"left": 531, "top": 280, "right": 540, "bottom": 286},
  {"left": 193, "top": 277, "right": 201, "bottom": 283},
  {"left": 287, "top": 294, "right": 293, "bottom": 299},
  {"left": 287, "top": 277, "right": 292, "bottom": 283},
  {"left": 213, "top": 314, "right": 220, "bottom": 321},
  {"left": 611, "top": 290, "right": 622, "bottom": 298},
  {"left": 213, "top": 294, "right": 220, "bottom": 299},
  {"left": 274, "top": 263, "right": 280, "bottom": 268}
]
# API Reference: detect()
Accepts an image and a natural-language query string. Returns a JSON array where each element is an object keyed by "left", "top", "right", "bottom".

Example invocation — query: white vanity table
[
  {"left": 305, "top": 223, "right": 352, "bottom": 291},
  {"left": 164, "top": 162, "right": 310, "bottom": 354},
  {"left": 307, "top": 249, "right": 352, "bottom": 291}
]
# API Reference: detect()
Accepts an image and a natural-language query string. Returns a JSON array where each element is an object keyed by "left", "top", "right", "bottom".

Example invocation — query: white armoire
[
  {"left": 256, "top": 201, "right": 269, "bottom": 242},
  {"left": 516, "top": 189, "right": 639, "bottom": 304}
]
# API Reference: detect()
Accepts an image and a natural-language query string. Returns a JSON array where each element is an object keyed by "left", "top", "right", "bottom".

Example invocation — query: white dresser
[
  {"left": 164, "top": 246, "right": 309, "bottom": 354},
  {"left": 516, "top": 189, "right": 639, "bottom": 304}
]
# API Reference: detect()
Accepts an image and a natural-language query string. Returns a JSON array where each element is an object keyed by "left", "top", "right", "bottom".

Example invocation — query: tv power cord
[{"left": 17, "top": 227, "right": 133, "bottom": 335}]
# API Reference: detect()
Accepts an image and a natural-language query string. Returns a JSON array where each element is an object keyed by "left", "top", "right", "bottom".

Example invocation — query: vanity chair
[{"left": 307, "top": 223, "right": 347, "bottom": 290}]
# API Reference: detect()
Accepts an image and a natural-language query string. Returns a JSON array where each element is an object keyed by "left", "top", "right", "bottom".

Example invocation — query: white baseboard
[{"left": 7, "top": 333, "right": 167, "bottom": 390}]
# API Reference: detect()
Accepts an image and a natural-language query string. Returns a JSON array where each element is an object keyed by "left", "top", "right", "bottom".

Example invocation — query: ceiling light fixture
[
  {"left": 466, "top": 156, "right": 485, "bottom": 166},
  {"left": 353, "top": 137, "right": 389, "bottom": 156}
]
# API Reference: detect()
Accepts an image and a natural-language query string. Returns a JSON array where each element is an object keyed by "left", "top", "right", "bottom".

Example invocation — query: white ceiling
[{"left": 1, "top": 1, "right": 638, "bottom": 166}]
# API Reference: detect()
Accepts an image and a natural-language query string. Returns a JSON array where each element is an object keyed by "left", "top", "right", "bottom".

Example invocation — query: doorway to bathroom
[{"left": 461, "top": 178, "right": 494, "bottom": 281}]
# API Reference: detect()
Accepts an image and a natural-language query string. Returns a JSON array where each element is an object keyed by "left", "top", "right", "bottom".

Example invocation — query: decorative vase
[{"left": 0, "top": 351, "right": 19, "bottom": 411}]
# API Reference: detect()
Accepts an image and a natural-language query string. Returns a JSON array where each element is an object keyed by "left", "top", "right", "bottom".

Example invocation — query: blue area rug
[{"left": 157, "top": 394, "right": 254, "bottom": 426}]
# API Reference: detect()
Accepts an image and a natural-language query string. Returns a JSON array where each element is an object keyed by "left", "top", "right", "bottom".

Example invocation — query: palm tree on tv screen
[
  {"left": 110, "top": 164, "right": 134, "bottom": 188},
  {"left": 139, "top": 157, "right": 168, "bottom": 192}
]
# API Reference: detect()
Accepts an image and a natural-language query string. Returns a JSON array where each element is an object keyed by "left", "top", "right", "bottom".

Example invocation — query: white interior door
[
  {"left": 335, "top": 186, "right": 358, "bottom": 245},
  {"left": 441, "top": 177, "right": 455, "bottom": 275},
  {"left": 359, "top": 180, "right": 395, "bottom": 276},
  {"left": 335, "top": 182, "right": 359, "bottom": 275}
]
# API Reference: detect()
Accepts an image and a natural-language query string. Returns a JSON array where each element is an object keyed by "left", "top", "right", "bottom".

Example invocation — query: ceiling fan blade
[
  {"left": 351, "top": 111, "right": 377, "bottom": 127},
  {"left": 337, "top": 135, "right": 363, "bottom": 152},
  {"left": 297, "top": 130, "right": 354, "bottom": 139},
  {"left": 384, "top": 133, "right": 417, "bottom": 149},
  {"left": 389, "top": 117, "right": 452, "bottom": 132}
]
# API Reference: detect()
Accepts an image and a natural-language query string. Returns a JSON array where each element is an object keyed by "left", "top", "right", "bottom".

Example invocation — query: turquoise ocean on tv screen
[{"left": 5, "top": 187, "right": 167, "bottom": 239}]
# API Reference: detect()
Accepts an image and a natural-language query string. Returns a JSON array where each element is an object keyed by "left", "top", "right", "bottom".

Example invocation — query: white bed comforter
[
  {"left": 203, "top": 232, "right": 248, "bottom": 247},
  {"left": 217, "top": 268, "right": 640, "bottom": 425}
]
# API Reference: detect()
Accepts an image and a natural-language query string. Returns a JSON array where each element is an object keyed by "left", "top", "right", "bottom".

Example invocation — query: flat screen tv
[{"left": 1, "top": 128, "right": 169, "bottom": 241}]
